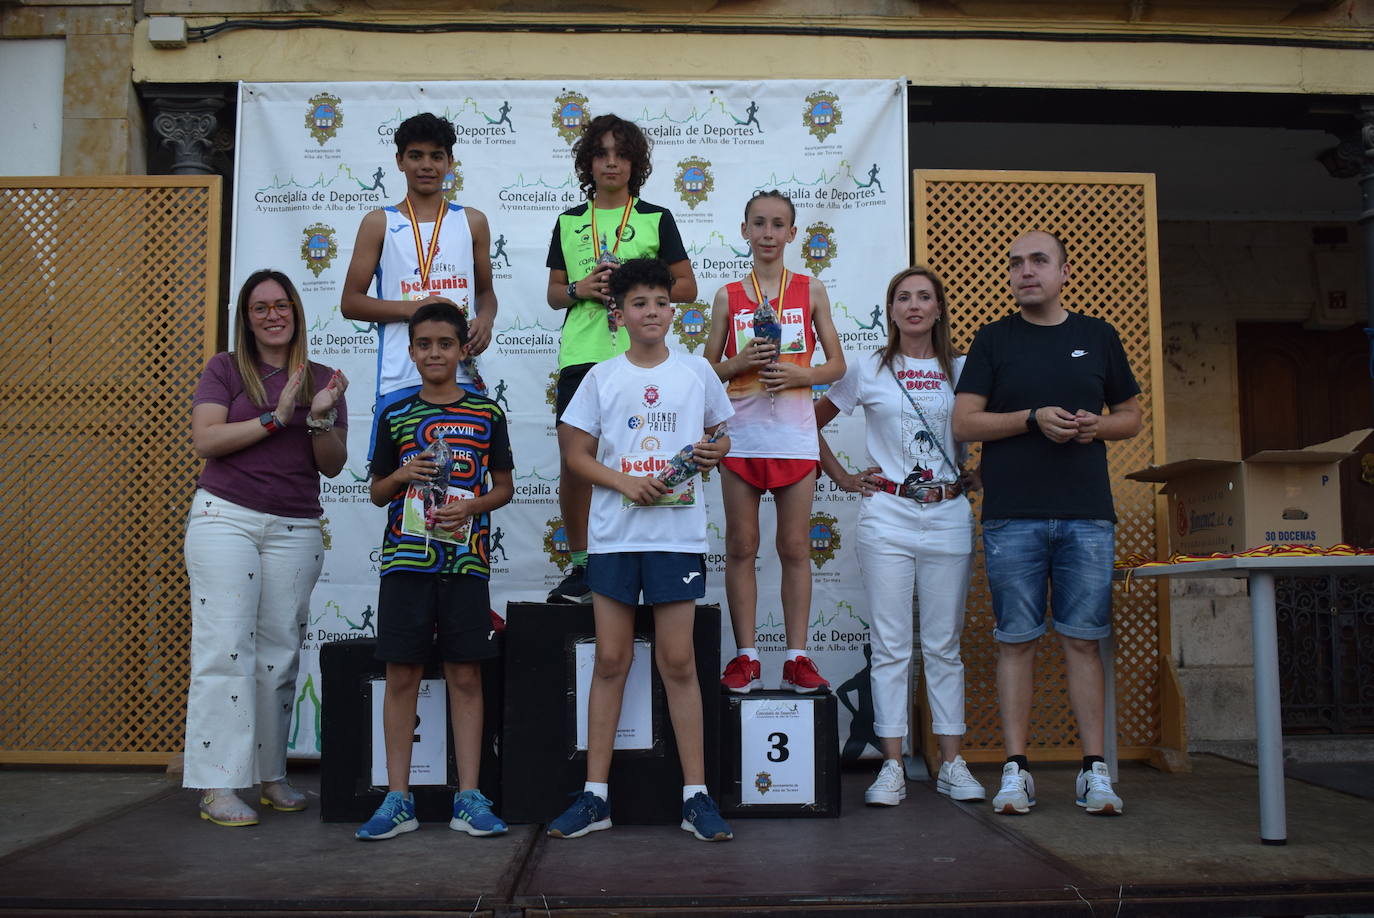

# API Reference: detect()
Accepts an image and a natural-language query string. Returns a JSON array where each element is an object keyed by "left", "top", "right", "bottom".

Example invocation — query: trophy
[
  {"left": 657, "top": 423, "right": 729, "bottom": 489},
  {"left": 752, "top": 296, "right": 783, "bottom": 414},
  {"left": 418, "top": 437, "right": 454, "bottom": 548}
]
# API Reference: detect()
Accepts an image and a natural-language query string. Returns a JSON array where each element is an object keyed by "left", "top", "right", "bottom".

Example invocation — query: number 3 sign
[{"left": 740, "top": 698, "right": 816, "bottom": 805}]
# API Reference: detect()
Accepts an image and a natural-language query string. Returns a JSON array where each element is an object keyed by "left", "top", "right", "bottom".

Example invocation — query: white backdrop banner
[{"left": 230, "top": 79, "right": 909, "bottom": 761}]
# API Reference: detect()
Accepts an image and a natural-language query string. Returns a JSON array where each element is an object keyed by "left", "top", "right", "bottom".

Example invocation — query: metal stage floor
[{"left": 2, "top": 757, "right": 1373, "bottom": 917}]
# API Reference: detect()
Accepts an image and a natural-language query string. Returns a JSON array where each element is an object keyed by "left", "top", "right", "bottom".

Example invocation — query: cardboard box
[{"left": 1126, "top": 430, "right": 1370, "bottom": 556}]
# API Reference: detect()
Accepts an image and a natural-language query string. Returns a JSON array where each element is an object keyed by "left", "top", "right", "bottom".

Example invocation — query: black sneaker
[{"left": 547, "top": 564, "right": 591, "bottom": 604}]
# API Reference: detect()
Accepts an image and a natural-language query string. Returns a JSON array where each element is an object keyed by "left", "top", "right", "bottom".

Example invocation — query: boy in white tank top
[{"left": 342, "top": 113, "right": 499, "bottom": 459}]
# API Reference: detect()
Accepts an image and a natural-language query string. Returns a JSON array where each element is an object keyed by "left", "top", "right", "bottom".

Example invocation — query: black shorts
[
  {"left": 375, "top": 571, "right": 498, "bottom": 664},
  {"left": 554, "top": 362, "right": 595, "bottom": 422}
]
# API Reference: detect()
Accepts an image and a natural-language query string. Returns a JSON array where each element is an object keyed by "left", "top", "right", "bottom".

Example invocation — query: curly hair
[
  {"left": 572, "top": 114, "right": 652, "bottom": 200},
  {"left": 394, "top": 112, "right": 457, "bottom": 158}
]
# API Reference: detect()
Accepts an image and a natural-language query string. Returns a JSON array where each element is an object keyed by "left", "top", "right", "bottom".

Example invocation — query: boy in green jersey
[{"left": 544, "top": 114, "right": 698, "bottom": 604}]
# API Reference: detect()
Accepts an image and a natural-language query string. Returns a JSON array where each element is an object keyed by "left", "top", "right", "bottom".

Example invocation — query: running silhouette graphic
[
  {"left": 364, "top": 166, "right": 387, "bottom": 196},
  {"left": 491, "top": 233, "right": 511, "bottom": 268},
  {"left": 742, "top": 100, "right": 763, "bottom": 132},
  {"left": 489, "top": 525, "right": 509, "bottom": 562},
  {"left": 345, "top": 604, "right": 376, "bottom": 635},
  {"left": 494, "top": 101, "right": 515, "bottom": 131},
  {"left": 863, "top": 163, "right": 883, "bottom": 192}
]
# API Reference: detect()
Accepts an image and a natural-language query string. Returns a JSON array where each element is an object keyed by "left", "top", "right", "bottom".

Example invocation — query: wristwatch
[
  {"left": 306, "top": 408, "right": 337, "bottom": 436},
  {"left": 1025, "top": 408, "right": 1041, "bottom": 436},
  {"left": 566, "top": 281, "right": 579, "bottom": 301},
  {"left": 260, "top": 412, "right": 284, "bottom": 434}
]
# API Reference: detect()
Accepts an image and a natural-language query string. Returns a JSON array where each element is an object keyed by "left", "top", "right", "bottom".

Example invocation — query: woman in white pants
[
  {"left": 184, "top": 269, "right": 348, "bottom": 826},
  {"left": 815, "top": 266, "right": 985, "bottom": 807}
]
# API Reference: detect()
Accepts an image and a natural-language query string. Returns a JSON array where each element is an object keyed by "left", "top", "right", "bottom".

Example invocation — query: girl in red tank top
[{"left": 703, "top": 190, "right": 846, "bottom": 695}]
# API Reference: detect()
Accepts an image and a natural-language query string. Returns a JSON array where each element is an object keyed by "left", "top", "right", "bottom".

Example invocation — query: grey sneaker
[
  {"left": 992, "top": 761, "right": 1035, "bottom": 815},
  {"left": 1075, "top": 762, "right": 1123, "bottom": 816},
  {"left": 936, "top": 755, "right": 986, "bottom": 802},
  {"left": 863, "top": 759, "right": 907, "bottom": 806}
]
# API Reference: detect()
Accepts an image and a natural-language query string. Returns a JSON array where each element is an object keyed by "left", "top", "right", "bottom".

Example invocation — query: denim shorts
[
  {"left": 982, "top": 518, "right": 1115, "bottom": 643},
  {"left": 586, "top": 551, "right": 706, "bottom": 606}
]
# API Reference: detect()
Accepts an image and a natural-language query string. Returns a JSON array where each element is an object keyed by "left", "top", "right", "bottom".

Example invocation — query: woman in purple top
[{"left": 184, "top": 269, "right": 349, "bottom": 827}]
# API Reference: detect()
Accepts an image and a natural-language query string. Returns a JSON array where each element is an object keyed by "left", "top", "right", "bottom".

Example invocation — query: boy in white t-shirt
[{"left": 549, "top": 258, "right": 736, "bottom": 842}]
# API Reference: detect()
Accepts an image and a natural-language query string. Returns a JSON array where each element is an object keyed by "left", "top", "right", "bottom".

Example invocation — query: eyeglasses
[{"left": 248, "top": 301, "right": 293, "bottom": 319}]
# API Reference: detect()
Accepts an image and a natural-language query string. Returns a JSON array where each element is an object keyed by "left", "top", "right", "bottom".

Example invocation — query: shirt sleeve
[
  {"left": 192, "top": 353, "right": 235, "bottom": 408},
  {"left": 546, "top": 218, "right": 567, "bottom": 272},
  {"left": 951, "top": 355, "right": 969, "bottom": 463},
  {"left": 370, "top": 409, "right": 399, "bottom": 481},
  {"left": 825, "top": 355, "right": 864, "bottom": 415},
  {"left": 700, "top": 361, "right": 735, "bottom": 429},
  {"left": 954, "top": 327, "right": 993, "bottom": 397},
  {"left": 559, "top": 366, "right": 601, "bottom": 438},
  {"left": 1101, "top": 323, "right": 1141, "bottom": 406},
  {"left": 488, "top": 410, "right": 514, "bottom": 471},
  {"left": 654, "top": 209, "right": 689, "bottom": 265}
]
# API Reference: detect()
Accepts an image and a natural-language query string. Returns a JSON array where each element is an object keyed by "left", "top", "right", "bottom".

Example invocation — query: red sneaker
[
  {"left": 720, "top": 654, "right": 762, "bottom": 693},
  {"left": 781, "top": 655, "right": 830, "bottom": 693}
]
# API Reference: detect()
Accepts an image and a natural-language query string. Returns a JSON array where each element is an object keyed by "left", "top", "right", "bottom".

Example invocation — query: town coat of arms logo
[
  {"left": 305, "top": 93, "right": 343, "bottom": 146},
  {"left": 552, "top": 91, "right": 591, "bottom": 145},
  {"left": 674, "top": 157, "right": 715, "bottom": 210},
  {"left": 802, "top": 90, "right": 842, "bottom": 142},
  {"left": 802, "top": 222, "right": 837, "bottom": 275},
  {"left": 300, "top": 223, "right": 337, "bottom": 277}
]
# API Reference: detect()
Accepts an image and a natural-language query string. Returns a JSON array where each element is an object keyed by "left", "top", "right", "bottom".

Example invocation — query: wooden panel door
[{"left": 1236, "top": 321, "right": 1372, "bottom": 548}]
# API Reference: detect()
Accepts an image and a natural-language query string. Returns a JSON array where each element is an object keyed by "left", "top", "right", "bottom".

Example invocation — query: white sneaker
[
  {"left": 936, "top": 755, "right": 986, "bottom": 802},
  {"left": 991, "top": 761, "right": 1035, "bottom": 815},
  {"left": 863, "top": 759, "right": 907, "bottom": 806},
  {"left": 1075, "top": 762, "right": 1124, "bottom": 815}
]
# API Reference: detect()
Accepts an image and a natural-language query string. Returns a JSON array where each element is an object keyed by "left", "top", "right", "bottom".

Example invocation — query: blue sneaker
[
  {"left": 355, "top": 790, "right": 418, "bottom": 841},
  {"left": 681, "top": 792, "right": 733, "bottom": 842},
  {"left": 451, "top": 789, "right": 508, "bottom": 836},
  {"left": 547, "top": 790, "right": 611, "bottom": 839}
]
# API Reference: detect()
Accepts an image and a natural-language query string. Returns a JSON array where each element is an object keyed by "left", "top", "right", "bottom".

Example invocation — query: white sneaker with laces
[
  {"left": 863, "top": 759, "right": 907, "bottom": 806},
  {"left": 936, "top": 754, "right": 986, "bottom": 801},
  {"left": 1075, "top": 762, "right": 1124, "bottom": 815},
  {"left": 991, "top": 761, "right": 1035, "bottom": 815}
]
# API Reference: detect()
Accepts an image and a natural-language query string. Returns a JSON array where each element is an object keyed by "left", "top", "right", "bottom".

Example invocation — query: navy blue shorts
[{"left": 586, "top": 551, "right": 707, "bottom": 606}]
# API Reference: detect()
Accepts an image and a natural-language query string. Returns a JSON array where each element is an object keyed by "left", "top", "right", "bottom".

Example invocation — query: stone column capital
[{"left": 145, "top": 89, "right": 226, "bottom": 176}]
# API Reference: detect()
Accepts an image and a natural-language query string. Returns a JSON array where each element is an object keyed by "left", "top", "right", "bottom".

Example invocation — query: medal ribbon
[
  {"left": 748, "top": 268, "right": 790, "bottom": 317},
  {"left": 589, "top": 197, "right": 635, "bottom": 260},
  {"left": 403, "top": 197, "right": 446, "bottom": 289}
]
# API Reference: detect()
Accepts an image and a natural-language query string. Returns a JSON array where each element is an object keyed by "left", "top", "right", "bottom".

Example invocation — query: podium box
[
  {"left": 501, "top": 602, "right": 720, "bottom": 826},
  {"left": 318, "top": 637, "right": 503, "bottom": 823},
  {"left": 719, "top": 690, "right": 841, "bottom": 818}
]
